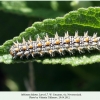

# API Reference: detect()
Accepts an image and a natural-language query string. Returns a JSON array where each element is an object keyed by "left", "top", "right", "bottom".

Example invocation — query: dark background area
[{"left": 0, "top": 1, "right": 100, "bottom": 91}]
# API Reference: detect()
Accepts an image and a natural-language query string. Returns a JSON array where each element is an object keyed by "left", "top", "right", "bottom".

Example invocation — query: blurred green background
[{"left": 0, "top": 1, "right": 100, "bottom": 91}]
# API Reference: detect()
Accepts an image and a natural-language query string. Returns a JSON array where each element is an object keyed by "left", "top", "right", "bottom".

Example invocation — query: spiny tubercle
[{"left": 9, "top": 31, "right": 100, "bottom": 59}]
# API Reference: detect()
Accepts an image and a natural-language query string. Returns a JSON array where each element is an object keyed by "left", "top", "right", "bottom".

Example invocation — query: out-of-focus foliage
[
  {"left": 0, "top": 1, "right": 100, "bottom": 91},
  {"left": 0, "top": 1, "right": 65, "bottom": 18}
]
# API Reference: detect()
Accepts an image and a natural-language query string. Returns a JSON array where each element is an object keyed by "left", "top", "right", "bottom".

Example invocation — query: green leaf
[
  {"left": 0, "top": 1, "right": 64, "bottom": 18},
  {"left": 1, "top": 7, "right": 100, "bottom": 66}
]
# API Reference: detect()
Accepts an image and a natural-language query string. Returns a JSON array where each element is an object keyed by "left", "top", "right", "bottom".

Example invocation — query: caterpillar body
[{"left": 9, "top": 31, "right": 100, "bottom": 59}]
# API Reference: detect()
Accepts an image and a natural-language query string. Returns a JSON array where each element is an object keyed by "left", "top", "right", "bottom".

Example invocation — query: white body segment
[{"left": 9, "top": 31, "right": 100, "bottom": 59}]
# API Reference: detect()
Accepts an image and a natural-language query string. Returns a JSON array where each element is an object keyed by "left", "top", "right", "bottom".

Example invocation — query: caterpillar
[{"left": 9, "top": 31, "right": 100, "bottom": 59}]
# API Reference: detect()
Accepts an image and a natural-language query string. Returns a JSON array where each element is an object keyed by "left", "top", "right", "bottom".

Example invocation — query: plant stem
[{"left": 29, "top": 62, "right": 35, "bottom": 91}]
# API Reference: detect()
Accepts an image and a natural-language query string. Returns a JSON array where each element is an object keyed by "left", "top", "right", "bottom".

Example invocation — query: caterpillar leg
[{"left": 49, "top": 50, "right": 55, "bottom": 57}]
